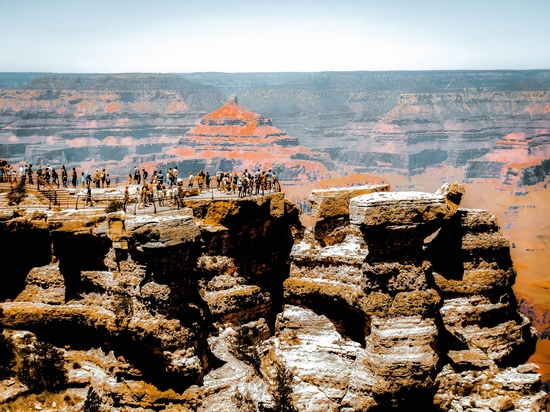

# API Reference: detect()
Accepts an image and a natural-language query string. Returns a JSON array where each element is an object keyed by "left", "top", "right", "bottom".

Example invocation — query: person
[
  {"left": 188, "top": 172, "right": 195, "bottom": 188},
  {"left": 237, "top": 177, "right": 244, "bottom": 197},
  {"left": 133, "top": 166, "right": 140, "bottom": 185},
  {"left": 85, "top": 170, "right": 92, "bottom": 187},
  {"left": 94, "top": 169, "right": 101, "bottom": 188},
  {"left": 260, "top": 171, "right": 267, "bottom": 195},
  {"left": 158, "top": 170, "right": 164, "bottom": 185},
  {"left": 127, "top": 174, "right": 132, "bottom": 185},
  {"left": 44, "top": 165, "right": 51, "bottom": 185},
  {"left": 205, "top": 171, "right": 211, "bottom": 190},
  {"left": 71, "top": 167, "right": 77, "bottom": 188},
  {"left": 28, "top": 164, "right": 34, "bottom": 185},
  {"left": 105, "top": 174, "right": 111, "bottom": 188},
  {"left": 61, "top": 165, "right": 68, "bottom": 188},
  {"left": 231, "top": 171, "right": 238, "bottom": 194},
  {"left": 167, "top": 168, "right": 172, "bottom": 186},
  {"left": 266, "top": 169, "right": 272, "bottom": 191},
  {"left": 81, "top": 172, "right": 86, "bottom": 188},
  {"left": 141, "top": 183, "right": 149, "bottom": 207},
  {"left": 36, "top": 165, "right": 43, "bottom": 188},
  {"left": 52, "top": 167, "right": 59, "bottom": 188},
  {"left": 20, "top": 164, "right": 27, "bottom": 185},
  {"left": 272, "top": 171, "right": 279, "bottom": 191},
  {"left": 85, "top": 184, "right": 93, "bottom": 207},
  {"left": 255, "top": 173, "right": 261, "bottom": 195},
  {"left": 101, "top": 168, "right": 106, "bottom": 188},
  {"left": 123, "top": 185, "right": 130, "bottom": 212},
  {"left": 142, "top": 168, "right": 148, "bottom": 184}
]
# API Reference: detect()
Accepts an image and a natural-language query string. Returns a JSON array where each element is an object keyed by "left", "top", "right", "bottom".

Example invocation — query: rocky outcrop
[
  {"left": 266, "top": 183, "right": 544, "bottom": 410},
  {"left": 0, "top": 186, "right": 545, "bottom": 411}
]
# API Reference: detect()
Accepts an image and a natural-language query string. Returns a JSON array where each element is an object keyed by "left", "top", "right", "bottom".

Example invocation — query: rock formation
[
  {"left": 465, "top": 130, "right": 550, "bottom": 187},
  {"left": 0, "top": 185, "right": 546, "bottom": 411},
  {"left": 162, "top": 96, "right": 330, "bottom": 181}
]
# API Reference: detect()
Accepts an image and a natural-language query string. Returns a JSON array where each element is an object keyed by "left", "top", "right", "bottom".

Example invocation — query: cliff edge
[{"left": 0, "top": 187, "right": 546, "bottom": 411}]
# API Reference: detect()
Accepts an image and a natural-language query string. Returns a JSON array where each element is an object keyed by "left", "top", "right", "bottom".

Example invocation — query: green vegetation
[{"left": 7, "top": 180, "right": 28, "bottom": 207}]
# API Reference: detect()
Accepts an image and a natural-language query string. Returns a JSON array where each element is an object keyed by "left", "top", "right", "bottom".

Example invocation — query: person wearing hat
[{"left": 94, "top": 169, "right": 101, "bottom": 188}]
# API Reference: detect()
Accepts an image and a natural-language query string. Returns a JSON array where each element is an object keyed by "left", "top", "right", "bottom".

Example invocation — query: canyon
[
  {"left": 0, "top": 184, "right": 546, "bottom": 411},
  {"left": 0, "top": 70, "right": 549, "bottom": 405}
]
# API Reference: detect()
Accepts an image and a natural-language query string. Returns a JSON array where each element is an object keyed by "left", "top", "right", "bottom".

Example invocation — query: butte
[{"left": 163, "top": 95, "right": 329, "bottom": 180}]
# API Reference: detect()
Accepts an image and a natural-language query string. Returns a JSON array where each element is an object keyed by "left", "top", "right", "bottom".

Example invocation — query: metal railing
[{"left": 1, "top": 176, "right": 283, "bottom": 213}]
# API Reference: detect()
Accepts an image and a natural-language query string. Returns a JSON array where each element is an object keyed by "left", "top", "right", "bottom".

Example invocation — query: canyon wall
[
  {"left": 1, "top": 71, "right": 549, "bottom": 185},
  {"left": 0, "top": 187, "right": 546, "bottom": 411}
]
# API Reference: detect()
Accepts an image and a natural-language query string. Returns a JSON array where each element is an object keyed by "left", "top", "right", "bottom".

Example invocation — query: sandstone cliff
[{"left": 0, "top": 185, "right": 545, "bottom": 411}]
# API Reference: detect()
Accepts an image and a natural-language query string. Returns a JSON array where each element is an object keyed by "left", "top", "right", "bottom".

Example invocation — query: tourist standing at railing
[
  {"left": 20, "top": 164, "right": 27, "bottom": 185},
  {"left": 85, "top": 170, "right": 92, "bottom": 187},
  {"left": 106, "top": 174, "right": 111, "bottom": 188},
  {"left": 167, "top": 168, "right": 173, "bottom": 186},
  {"left": 123, "top": 186, "right": 130, "bottom": 212},
  {"left": 71, "top": 167, "right": 77, "bottom": 188},
  {"left": 93, "top": 169, "right": 100, "bottom": 188},
  {"left": 52, "top": 167, "right": 60, "bottom": 188},
  {"left": 27, "top": 164, "right": 33, "bottom": 185},
  {"left": 61, "top": 165, "right": 68, "bottom": 188},
  {"left": 133, "top": 166, "right": 140, "bottom": 185},
  {"left": 205, "top": 171, "right": 211, "bottom": 190}
]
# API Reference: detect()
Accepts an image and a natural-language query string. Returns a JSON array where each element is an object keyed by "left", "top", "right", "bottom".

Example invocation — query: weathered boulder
[{"left": 309, "top": 184, "right": 390, "bottom": 219}]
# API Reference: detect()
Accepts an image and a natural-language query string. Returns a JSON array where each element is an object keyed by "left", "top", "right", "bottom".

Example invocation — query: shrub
[
  {"left": 104, "top": 198, "right": 124, "bottom": 213},
  {"left": 18, "top": 341, "right": 67, "bottom": 392},
  {"left": 112, "top": 295, "right": 134, "bottom": 327},
  {"left": 271, "top": 362, "right": 297, "bottom": 412},
  {"left": 231, "top": 389, "right": 257, "bottom": 412},
  {"left": 83, "top": 386, "right": 102, "bottom": 412},
  {"left": 7, "top": 180, "right": 28, "bottom": 207},
  {"left": 230, "top": 325, "right": 262, "bottom": 374}
]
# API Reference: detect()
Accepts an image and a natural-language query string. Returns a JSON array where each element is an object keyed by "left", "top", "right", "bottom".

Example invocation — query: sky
[{"left": 0, "top": 0, "right": 549, "bottom": 73}]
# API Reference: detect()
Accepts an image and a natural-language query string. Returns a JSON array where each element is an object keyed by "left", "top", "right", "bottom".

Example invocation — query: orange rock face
[{"left": 164, "top": 97, "right": 329, "bottom": 180}]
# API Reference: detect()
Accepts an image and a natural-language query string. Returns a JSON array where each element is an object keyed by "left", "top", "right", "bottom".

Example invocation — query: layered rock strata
[
  {"left": 164, "top": 95, "right": 330, "bottom": 181},
  {"left": 0, "top": 186, "right": 545, "bottom": 411},
  {"left": 269, "top": 183, "right": 544, "bottom": 410}
]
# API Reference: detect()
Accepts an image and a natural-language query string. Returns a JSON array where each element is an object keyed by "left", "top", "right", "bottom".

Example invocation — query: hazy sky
[{"left": 1, "top": 0, "right": 549, "bottom": 73}]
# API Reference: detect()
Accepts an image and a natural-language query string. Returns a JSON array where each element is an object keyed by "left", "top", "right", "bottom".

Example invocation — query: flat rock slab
[
  {"left": 349, "top": 191, "right": 453, "bottom": 227},
  {"left": 309, "top": 184, "right": 390, "bottom": 219}
]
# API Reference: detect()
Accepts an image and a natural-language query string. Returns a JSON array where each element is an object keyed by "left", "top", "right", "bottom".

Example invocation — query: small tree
[
  {"left": 7, "top": 180, "right": 28, "bottom": 207},
  {"left": 18, "top": 341, "right": 67, "bottom": 392},
  {"left": 271, "top": 362, "right": 297, "bottom": 412}
]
